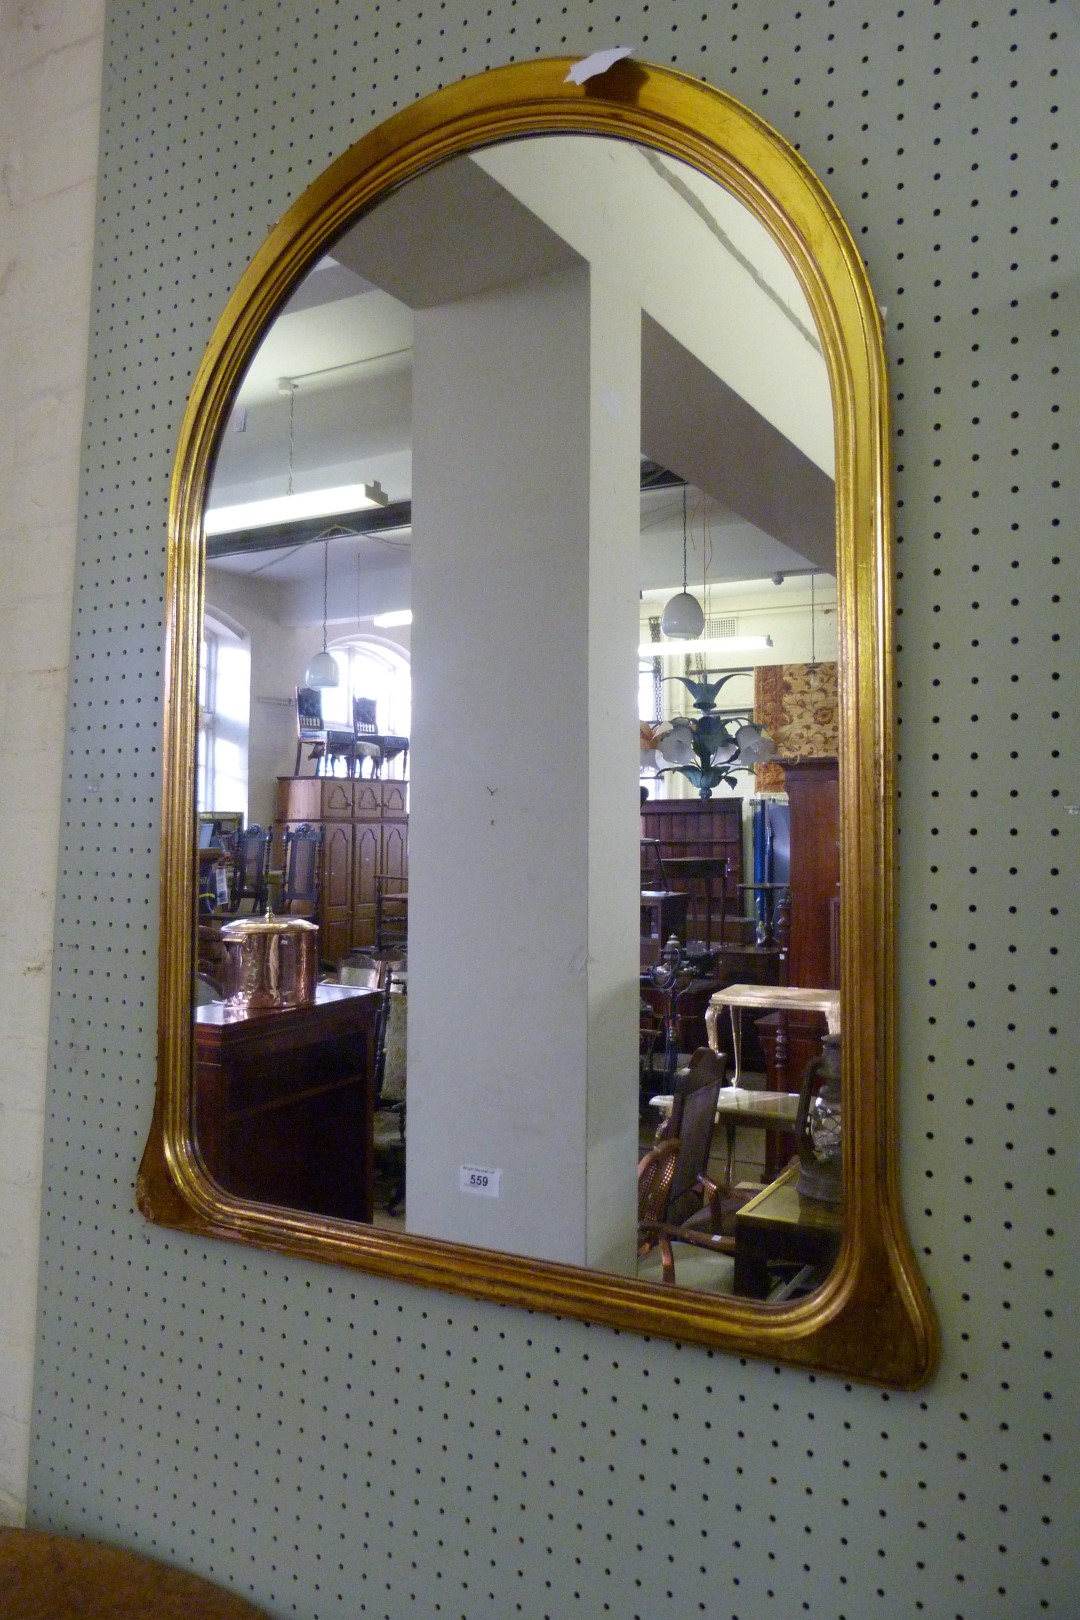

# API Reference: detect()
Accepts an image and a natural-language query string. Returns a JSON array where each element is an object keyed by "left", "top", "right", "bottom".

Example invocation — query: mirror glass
[{"left": 193, "top": 132, "right": 841, "bottom": 1302}]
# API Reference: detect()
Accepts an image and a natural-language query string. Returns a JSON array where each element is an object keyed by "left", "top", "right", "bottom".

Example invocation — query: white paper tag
[
  {"left": 459, "top": 1164, "right": 501, "bottom": 1198},
  {"left": 214, "top": 864, "right": 230, "bottom": 905},
  {"left": 565, "top": 47, "right": 634, "bottom": 85}
]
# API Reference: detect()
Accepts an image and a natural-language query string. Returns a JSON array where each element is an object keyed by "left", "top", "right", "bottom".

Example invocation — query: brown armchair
[{"left": 637, "top": 1047, "right": 737, "bottom": 1285}]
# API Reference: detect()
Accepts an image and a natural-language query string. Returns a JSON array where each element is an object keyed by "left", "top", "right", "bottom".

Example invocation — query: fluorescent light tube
[
  {"left": 204, "top": 480, "right": 388, "bottom": 536},
  {"left": 637, "top": 634, "right": 773, "bottom": 658},
  {"left": 372, "top": 610, "right": 413, "bottom": 628}
]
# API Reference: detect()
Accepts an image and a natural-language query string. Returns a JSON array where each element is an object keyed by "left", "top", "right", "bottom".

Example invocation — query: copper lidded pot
[{"left": 219, "top": 909, "right": 319, "bottom": 1011}]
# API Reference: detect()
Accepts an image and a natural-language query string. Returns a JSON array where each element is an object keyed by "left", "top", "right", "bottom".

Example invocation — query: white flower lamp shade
[
  {"left": 659, "top": 723, "right": 695, "bottom": 765},
  {"left": 734, "top": 723, "right": 777, "bottom": 764},
  {"left": 304, "top": 648, "right": 340, "bottom": 688},
  {"left": 660, "top": 589, "right": 705, "bottom": 639}
]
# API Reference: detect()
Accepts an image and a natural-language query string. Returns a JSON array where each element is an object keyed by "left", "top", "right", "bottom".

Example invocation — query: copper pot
[{"left": 219, "top": 910, "right": 319, "bottom": 1010}]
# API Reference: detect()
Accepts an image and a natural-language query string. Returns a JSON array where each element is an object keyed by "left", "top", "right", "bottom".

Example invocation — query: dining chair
[
  {"left": 279, "top": 822, "right": 322, "bottom": 914},
  {"left": 228, "top": 824, "right": 272, "bottom": 912},
  {"left": 294, "top": 685, "right": 327, "bottom": 775},
  {"left": 636, "top": 1046, "right": 759, "bottom": 1285},
  {"left": 638, "top": 1048, "right": 726, "bottom": 1255},
  {"left": 375, "top": 873, "right": 408, "bottom": 953},
  {"left": 337, "top": 961, "right": 407, "bottom": 1215},
  {"left": 351, "top": 695, "right": 383, "bottom": 778},
  {"left": 372, "top": 970, "right": 407, "bottom": 1214}
]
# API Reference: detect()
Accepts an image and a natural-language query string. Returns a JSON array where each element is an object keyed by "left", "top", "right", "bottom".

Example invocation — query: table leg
[
  {"left": 733, "top": 1228, "right": 771, "bottom": 1298},
  {"left": 775, "top": 1009, "right": 788, "bottom": 1087},
  {"left": 729, "top": 1006, "right": 743, "bottom": 1083},
  {"left": 723, "top": 1119, "right": 737, "bottom": 1192}
]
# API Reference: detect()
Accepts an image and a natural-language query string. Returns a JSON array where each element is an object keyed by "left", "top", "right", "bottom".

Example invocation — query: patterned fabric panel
[{"left": 754, "top": 662, "right": 838, "bottom": 791}]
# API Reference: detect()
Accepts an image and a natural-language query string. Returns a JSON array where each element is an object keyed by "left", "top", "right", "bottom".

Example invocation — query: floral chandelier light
[{"left": 641, "top": 670, "right": 776, "bottom": 800}]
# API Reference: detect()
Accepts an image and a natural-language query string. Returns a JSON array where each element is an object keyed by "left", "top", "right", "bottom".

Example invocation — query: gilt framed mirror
[{"left": 139, "top": 56, "right": 937, "bottom": 1388}]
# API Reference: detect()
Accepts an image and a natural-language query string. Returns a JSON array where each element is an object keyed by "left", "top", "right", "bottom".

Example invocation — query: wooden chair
[
  {"left": 279, "top": 822, "right": 322, "bottom": 914},
  {"left": 227, "top": 823, "right": 272, "bottom": 912},
  {"left": 294, "top": 686, "right": 354, "bottom": 776},
  {"left": 637, "top": 1047, "right": 735, "bottom": 1285},
  {"left": 294, "top": 685, "right": 327, "bottom": 775},
  {"left": 196, "top": 824, "right": 268, "bottom": 975},
  {"left": 337, "top": 960, "right": 406, "bottom": 1214},
  {"left": 639, "top": 996, "right": 666, "bottom": 1106},
  {"left": 375, "top": 872, "right": 408, "bottom": 952},
  {"left": 371, "top": 969, "right": 407, "bottom": 1214},
  {"left": 351, "top": 695, "right": 412, "bottom": 780},
  {"left": 351, "top": 694, "right": 382, "bottom": 777},
  {"left": 640, "top": 837, "right": 689, "bottom": 960}
]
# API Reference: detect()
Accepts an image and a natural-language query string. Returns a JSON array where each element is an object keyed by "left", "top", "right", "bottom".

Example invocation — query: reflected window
[
  {"left": 639, "top": 657, "right": 662, "bottom": 725},
  {"left": 197, "top": 614, "right": 250, "bottom": 815},
  {"left": 320, "top": 639, "right": 411, "bottom": 738}
]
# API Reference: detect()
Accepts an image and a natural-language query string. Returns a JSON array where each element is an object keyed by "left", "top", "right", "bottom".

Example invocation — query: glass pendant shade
[
  {"left": 660, "top": 589, "right": 706, "bottom": 639},
  {"left": 304, "top": 648, "right": 339, "bottom": 688}
]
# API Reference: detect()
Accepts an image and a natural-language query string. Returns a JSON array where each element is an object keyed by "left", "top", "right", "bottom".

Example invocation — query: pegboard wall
[{"left": 29, "top": 2, "right": 1077, "bottom": 1616}]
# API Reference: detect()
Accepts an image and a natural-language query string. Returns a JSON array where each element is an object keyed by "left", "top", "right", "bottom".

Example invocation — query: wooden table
[
  {"left": 195, "top": 983, "right": 380, "bottom": 1222},
  {"left": 733, "top": 1161, "right": 842, "bottom": 1299},
  {"left": 705, "top": 982, "right": 840, "bottom": 1082},
  {"left": 650, "top": 1085, "right": 801, "bottom": 1192}
]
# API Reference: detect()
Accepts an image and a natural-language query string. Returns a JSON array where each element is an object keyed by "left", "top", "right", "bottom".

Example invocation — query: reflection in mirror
[{"left": 194, "top": 133, "right": 840, "bottom": 1303}]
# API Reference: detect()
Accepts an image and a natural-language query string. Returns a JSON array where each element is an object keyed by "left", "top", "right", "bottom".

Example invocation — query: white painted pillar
[{"left": 407, "top": 265, "right": 641, "bottom": 1272}]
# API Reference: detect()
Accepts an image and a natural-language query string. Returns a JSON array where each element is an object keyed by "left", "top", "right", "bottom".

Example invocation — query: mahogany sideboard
[{"left": 194, "top": 983, "right": 380, "bottom": 1222}]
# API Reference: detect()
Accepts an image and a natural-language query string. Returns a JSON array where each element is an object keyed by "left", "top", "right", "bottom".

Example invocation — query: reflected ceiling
[{"left": 206, "top": 137, "right": 835, "bottom": 624}]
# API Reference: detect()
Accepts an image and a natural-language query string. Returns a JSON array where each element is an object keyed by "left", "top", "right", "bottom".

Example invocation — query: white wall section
[{"left": 0, "top": 0, "right": 105, "bottom": 1526}]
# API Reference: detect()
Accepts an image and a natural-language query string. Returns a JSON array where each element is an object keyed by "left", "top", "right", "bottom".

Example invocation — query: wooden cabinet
[
  {"left": 275, "top": 776, "right": 408, "bottom": 962},
  {"left": 274, "top": 775, "right": 408, "bottom": 823},
  {"left": 194, "top": 984, "right": 380, "bottom": 1221},
  {"left": 320, "top": 819, "right": 355, "bottom": 962}
]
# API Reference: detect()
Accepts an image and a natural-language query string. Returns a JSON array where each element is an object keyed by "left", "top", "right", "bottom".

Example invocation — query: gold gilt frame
[{"left": 139, "top": 57, "right": 938, "bottom": 1389}]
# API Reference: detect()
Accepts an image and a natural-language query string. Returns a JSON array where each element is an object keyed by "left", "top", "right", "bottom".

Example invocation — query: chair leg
[{"left": 387, "top": 1118, "right": 406, "bottom": 1215}]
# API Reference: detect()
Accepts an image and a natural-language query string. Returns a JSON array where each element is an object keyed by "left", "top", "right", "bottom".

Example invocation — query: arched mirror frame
[{"left": 139, "top": 57, "right": 938, "bottom": 1389}]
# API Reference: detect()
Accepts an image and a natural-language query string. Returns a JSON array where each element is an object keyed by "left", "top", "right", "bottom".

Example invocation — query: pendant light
[
  {"left": 660, "top": 488, "right": 705, "bottom": 639},
  {"left": 304, "top": 537, "right": 340, "bottom": 688},
  {"left": 807, "top": 570, "right": 819, "bottom": 690}
]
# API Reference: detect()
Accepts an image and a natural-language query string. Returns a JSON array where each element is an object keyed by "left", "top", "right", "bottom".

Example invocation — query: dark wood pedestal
[
  {"left": 780, "top": 756, "right": 840, "bottom": 992},
  {"left": 756, "top": 1008, "right": 829, "bottom": 1177},
  {"left": 194, "top": 983, "right": 380, "bottom": 1222}
]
